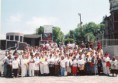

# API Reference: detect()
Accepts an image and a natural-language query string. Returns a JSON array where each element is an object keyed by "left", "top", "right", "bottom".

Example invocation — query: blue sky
[{"left": 1, "top": 0, "right": 110, "bottom": 39}]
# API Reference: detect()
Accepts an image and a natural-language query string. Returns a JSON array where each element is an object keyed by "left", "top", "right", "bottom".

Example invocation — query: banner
[{"left": 44, "top": 25, "right": 53, "bottom": 33}]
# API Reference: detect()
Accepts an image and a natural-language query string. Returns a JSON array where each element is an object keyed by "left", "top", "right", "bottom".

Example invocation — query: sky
[{"left": 1, "top": 0, "right": 110, "bottom": 39}]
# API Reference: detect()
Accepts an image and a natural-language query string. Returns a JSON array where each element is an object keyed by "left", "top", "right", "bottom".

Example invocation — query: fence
[{"left": 96, "top": 39, "right": 118, "bottom": 47}]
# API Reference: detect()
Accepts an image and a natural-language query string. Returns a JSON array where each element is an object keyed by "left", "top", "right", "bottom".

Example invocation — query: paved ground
[{"left": 0, "top": 76, "right": 118, "bottom": 83}]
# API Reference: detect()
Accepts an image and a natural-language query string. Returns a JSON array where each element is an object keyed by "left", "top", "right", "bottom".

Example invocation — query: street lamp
[
  {"left": 78, "top": 13, "right": 83, "bottom": 44},
  {"left": 78, "top": 13, "right": 82, "bottom": 26}
]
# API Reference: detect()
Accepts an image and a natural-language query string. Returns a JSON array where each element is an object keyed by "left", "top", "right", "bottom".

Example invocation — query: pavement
[{"left": 0, "top": 76, "right": 118, "bottom": 83}]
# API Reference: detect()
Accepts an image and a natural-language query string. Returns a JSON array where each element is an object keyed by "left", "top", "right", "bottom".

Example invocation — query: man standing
[
  {"left": 6, "top": 54, "right": 13, "bottom": 78},
  {"left": 12, "top": 55, "right": 19, "bottom": 77},
  {"left": 60, "top": 56, "right": 66, "bottom": 76}
]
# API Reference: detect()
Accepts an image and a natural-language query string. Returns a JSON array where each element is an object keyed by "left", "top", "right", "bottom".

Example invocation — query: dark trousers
[
  {"left": 7, "top": 65, "right": 12, "bottom": 77},
  {"left": 85, "top": 63, "right": 92, "bottom": 75},
  {"left": 13, "top": 69, "right": 18, "bottom": 77},
  {"left": 98, "top": 67, "right": 102, "bottom": 75},
  {"left": 54, "top": 65, "right": 60, "bottom": 76},
  {"left": 49, "top": 64, "right": 55, "bottom": 76},
  {"left": 4, "top": 64, "right": 7, "bottom": 77}
]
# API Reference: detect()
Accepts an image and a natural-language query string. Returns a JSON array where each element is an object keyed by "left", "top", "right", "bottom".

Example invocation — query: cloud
[
  {"left": 26, "top": 16, "right": 58, "bottom": 28},
  {"left": 8, "top": 13, "right": 23, "bottom": 23}
]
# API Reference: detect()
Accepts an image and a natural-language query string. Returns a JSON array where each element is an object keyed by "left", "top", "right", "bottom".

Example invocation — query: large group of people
[{"left": 1, "top": 41, "right": 118, "bottom": 78}]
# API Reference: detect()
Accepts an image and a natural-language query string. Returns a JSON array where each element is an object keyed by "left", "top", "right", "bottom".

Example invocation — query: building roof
[
  {"left": 24, "top": 34, "right": 41, "bottom": 38},
  {"left": 6, "top": 32, "right": 24, "bottom": 36}
]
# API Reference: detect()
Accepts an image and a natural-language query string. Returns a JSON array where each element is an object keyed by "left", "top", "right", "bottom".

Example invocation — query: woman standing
[
  {"left": 72, "top": 57, "right": 78, "bottom": 76},
  {"left": 54, "top": 55, "right": 60, "bottom": 76},
  {"left": 43, "top": 58, "right": 49, "bottom": 76},
  {"left": 28, "top": 53, "right": 35, "bottom": 77},
  {"left": 21, "top": 55, "right": 28, "bottom": 77},
  {"left": 34, "top": 53, "right": 40, "bottom": 76},
  {"left": 66, "top": 56, "right": 72, "bottom": 76}
]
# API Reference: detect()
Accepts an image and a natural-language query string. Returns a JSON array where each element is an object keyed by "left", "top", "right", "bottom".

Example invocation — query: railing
[{"left": 96, "top": 39, "right": 118, "bottom": 47}]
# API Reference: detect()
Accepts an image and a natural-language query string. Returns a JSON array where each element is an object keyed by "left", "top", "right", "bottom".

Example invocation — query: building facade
[
  {"left": 0, "top": 32, "right": 42, "bottom": 50},
  {"left": 104, "top": 0, "right": 118, "bottom": 39}
]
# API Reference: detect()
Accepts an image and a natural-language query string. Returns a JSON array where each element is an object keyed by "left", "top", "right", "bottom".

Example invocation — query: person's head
[
  {"left": 14, "top": 56, "right": 17, "bottom": 59},
  {"left": 79, "top": 56, "right": 82, "bottom": 60},
  {"left": 7, "top": 55, "right": 11, "bottom": 59},
  {"left": 35, "top": 53, "right": 39, "bottom": 57},
  {"left": 104, "top": 52, "right": 109, "bottom": 57},
  {"left": 112, "top": 56, "right": 115, "bottom": 61},
  {"left": 45, "top": 58, "right": 47, "bottom": 61},
  {"left": 61, "top": 56, "right": 64, "bottom": 60}
]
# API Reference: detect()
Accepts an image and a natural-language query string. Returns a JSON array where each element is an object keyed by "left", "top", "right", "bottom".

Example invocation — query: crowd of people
[{"left": 1, "top": 41, "right": 118, "bottom": 78}]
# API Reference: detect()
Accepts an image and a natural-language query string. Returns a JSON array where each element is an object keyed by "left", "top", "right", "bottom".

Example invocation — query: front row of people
[{"left": 3, "top": 51, "right": 118, "bottom": 78}]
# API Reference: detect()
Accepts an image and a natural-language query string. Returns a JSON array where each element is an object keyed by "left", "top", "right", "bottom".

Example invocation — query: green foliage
[
  {"left": 64, "top": 38, "right": 74, "bottom": 45},
  {"left": 53, "top": 26, "right": 64, "bottom": 44},
  {"left": 36, "top": 26, "right": 44, "bottom": 34},
  {"left": 65, "top": 22, "right": 105, "bottom": 44}
]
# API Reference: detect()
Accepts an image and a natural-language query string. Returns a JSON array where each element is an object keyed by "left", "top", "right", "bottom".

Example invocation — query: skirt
[{"left": 72, "top": 66, "right": 77, "bottom": 75}]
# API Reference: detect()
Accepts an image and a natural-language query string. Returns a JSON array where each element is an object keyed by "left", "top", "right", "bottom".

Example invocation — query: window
[
  {"left": 15, "top": 36, "right": 19, "bottom": 41},
  {"left": 20, "top": 36, "right": 23, "bottom": 42},
  {"left": 6, "top": 35, "right": 9, "bottom": 40},
  {"left": 10, "top": 35, "right": 14, "bottom": 40}
]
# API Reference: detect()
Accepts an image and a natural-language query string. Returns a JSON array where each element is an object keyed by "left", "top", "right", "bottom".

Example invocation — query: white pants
[
  {"left": 40, "top": 64, "right": 44, "bottom": 74},
  {"left": 102, "top": 62, "right": 107, "bottom": 74},
  {"left": 21, "top": 65, "right": 27, "bottom": 77},
  {"left": 29, "top": 63, "right": 35, "bottom": 76},
  {"left": 43, "top": 64, "right": 49, "bottom": 74},
  {"left": 106, "top": 67, "right": 110, "bottom": 75}
]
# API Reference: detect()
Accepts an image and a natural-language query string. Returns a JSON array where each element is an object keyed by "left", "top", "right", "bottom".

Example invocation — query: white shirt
[
  {"left": 60, "top": 59, "right": 66, "bottom": 68},
  {"left": 72, "top": 59, "right": 78, "bottom": 67},
  {"left": 48, "top": 57, "right": 55, "bottom": 64},
  {"left": 12, "top": 59, "right": 19, "bottom": 69},
  {"left": 78, "top": 59, "right": 85, "bottom": 65},
  {"left": 34, "top": 57, "right": 40, "bottom": 64}
]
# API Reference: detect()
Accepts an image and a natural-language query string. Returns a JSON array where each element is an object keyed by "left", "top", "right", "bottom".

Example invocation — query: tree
[
  {"left": 53, "top": 27, "right": 64, "bottom": 44},
  {"left": 36, "top": 26, "right": 44, "bottom": 35},
  {"left": 66, "top": 22, "right": 105, "bottom": 45}
]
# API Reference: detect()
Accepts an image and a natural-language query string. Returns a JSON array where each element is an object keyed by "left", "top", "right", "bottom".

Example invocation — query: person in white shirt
[
  {"left": 6, "top": 55, "right": 13, "bottom": 78},
  {"left": 105, "top": 54, "right": 111, "bottom": 75},
  {"left": 21, "top": 54, "right": 28, "bottom": 77},
  {"left": 60, "top": 56, "right": 66, "bottom": 76},
  {"left": 102, "top": 52, "right": 111, "bottom": 75},
  {"left": 39, "top": 55, "right": 45, "bottom": 75},
  {"left": 43, "top": 58, "right": 49, "bottom": 75},
  {"left": 66, "top": 56, "right": 72, "bottom": 76},
  {"left": 78, "top": 56, "right": 85, "bottom": 75},
  {"left": 12, "top": 55, "right": 19, "bottom": 77},
  {"left": 72, "top": 57, "right": 78, "bottom": 76},
  {"left": 110, "top": 57, "right": 118, "bottom": 76},
  {"left": 48, "top": 54, "right": 55, "bottom": 76},
  {"left": 28, "top": 53, "right": 35, "bottom": 77},
  {"left": 34, "top": 53, "right": 40, "bottom": 76}
]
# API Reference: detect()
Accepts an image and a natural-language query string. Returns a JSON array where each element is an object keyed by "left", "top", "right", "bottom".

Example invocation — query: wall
[{"left": 103, "top": 45, "right": 118, "bottom": 59}]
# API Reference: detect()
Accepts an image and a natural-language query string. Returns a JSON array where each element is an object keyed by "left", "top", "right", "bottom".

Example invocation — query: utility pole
[{"left": 78, "top": 13, "right": 82, "bottom": 27}]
